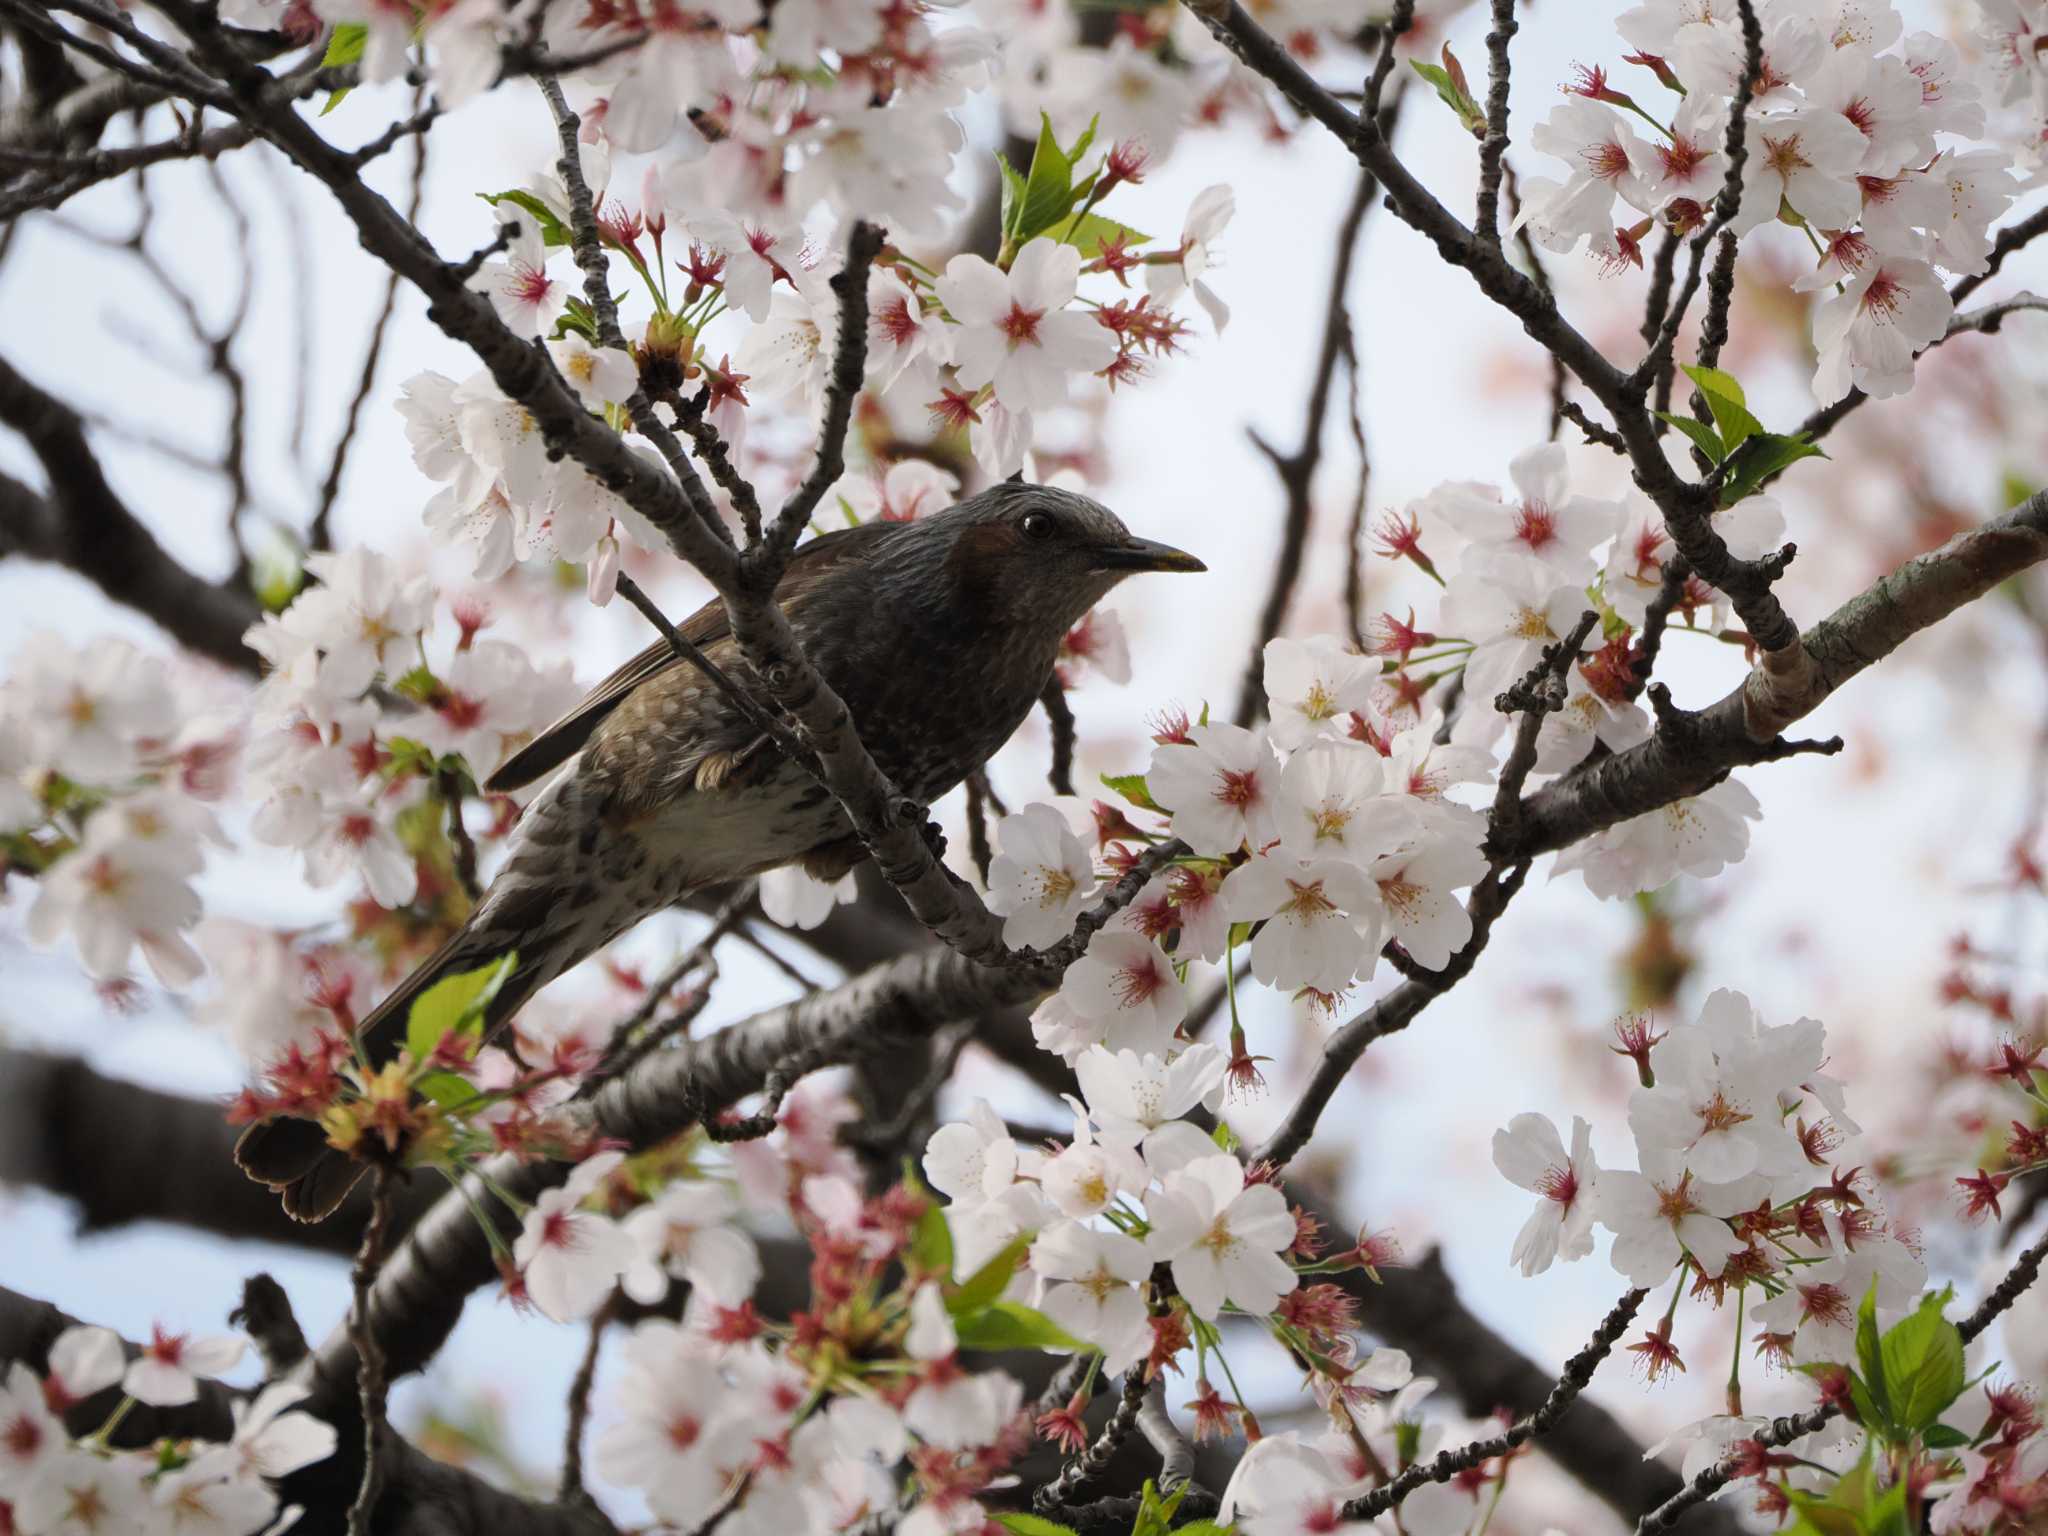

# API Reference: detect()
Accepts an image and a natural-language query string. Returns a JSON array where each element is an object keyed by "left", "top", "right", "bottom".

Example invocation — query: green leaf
[
  {"left": 1855, "top": 1281, "right": 1894, "bottom": 1434},
  {"left": 995, "top": 152, "right": 1028, "bottom": 243},
  {"left": 1134, "top": 1481, "right": 1189, "bottom": 1536},
  {"left": 478, "top": 189, "right": 571, "bottom": 249},
  {"left": 1879, "top": 1287, "right": 1965, "bottom": 1436},
  {"left": 1681, "top": 364, "right": 1762, "bottom": 452},
  {"left": 1009, "top": 113, "right": 1102, "bottom": 248},
  {"left": 951, "top": 1301, "right": 1088, "bottom": 1353},
  {"left": 1655, "top": 410, "right": 1726, "bottom": 464},
  {"left": 1407, "top": 57, "right": 1485, "bottom": 137},
  {"left": 322, "top": 22, "right": 367, "bottom": 66},
  {"left": 405, "top": 953, "right": 517, "bottom": 1062},
  {"left": 949, "top": 1233, "right": 1032, "bottom": 1316},
  {"left": 994, "top": 1517, "right": 1081, "bottom": 1536},
  {"left": 1059, "top": 211, "right": 1148, "bottom": 260},
  {"left": 1921, "top": 1422, "right": 1971, "bottom": 1449},
  {"left": 1210, "top": 1120, "right": 1240, "bottom": 1153},
  {"left": 1718, "top": 431, "right": 1826, "bottom": 506},
  {"left": 1785, "top": 1440, "right": 1884, "bottom": 1536},
  {"left": 1168, "top": 1525, "right": 1237, "bottom": 1536},
  {"left": 415, "top": 1070, "right": 474, "bottom": 1110},
  {"left": 902, "top": 1159, "right": 954, "bottom": 1277},
  {"left": 1099, "top": 772, "right": 1158, "bottom": 812}
]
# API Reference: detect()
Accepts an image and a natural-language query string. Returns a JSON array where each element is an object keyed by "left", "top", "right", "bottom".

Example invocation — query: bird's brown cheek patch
[{"left": 946, "top": 522, "right": 1021, "bottom": 611}]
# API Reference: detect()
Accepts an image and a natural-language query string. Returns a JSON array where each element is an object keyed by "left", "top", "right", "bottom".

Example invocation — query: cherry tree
[{"left": 4, "top": 0, "right": 2048, "bottom": 1533}]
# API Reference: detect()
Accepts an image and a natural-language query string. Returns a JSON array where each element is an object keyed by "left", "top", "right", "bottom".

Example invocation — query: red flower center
[{"left": 999, "top": 302, "right": 1044, "bottom": 345}]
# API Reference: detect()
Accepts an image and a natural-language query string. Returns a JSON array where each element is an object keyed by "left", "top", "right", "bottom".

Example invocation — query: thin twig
[
  {"left": 1473, "top": 0, "right": 1519, "bottom": 248},
  {"left": 1234, "top": 161, "right": 1381, "bottom": 725},
  {"left": 1347, "top": 1287, "right": 1646, "bottom": 1517},
  {"left": 1035, "top": 1368, "right": 1148, "bottom": 1512},
  {"left": 346, "top": 1169, "right": 398, "bottom": 1536},
  {"left": 558, "top": 1296, "right": 611, "bottom": 1502},
  {"left": 312, "top": 83, "right": 429, "bottom": 551}
]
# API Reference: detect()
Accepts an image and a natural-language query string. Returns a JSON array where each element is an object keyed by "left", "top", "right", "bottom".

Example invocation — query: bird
[{"left": 235, "top": 481, "right": 1205, "bottom": 1220}]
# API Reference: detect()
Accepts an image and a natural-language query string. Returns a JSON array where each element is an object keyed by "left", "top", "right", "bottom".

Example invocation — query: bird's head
[{"left": 925, "top": 481, "right": 1206, "bottom": 640}]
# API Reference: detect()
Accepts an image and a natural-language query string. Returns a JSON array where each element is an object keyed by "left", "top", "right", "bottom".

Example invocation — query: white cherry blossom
[
  {"left": 1144, "top": 1153, "right": 1300, "bottom": 1321},
  {"left": 1492, "top": 1113, "right": 1601, "bottom": 1276},
  {"left": 1148, "top": 722, "right": 1282, "bottom": 855},
  {"left": 1222, "top": 853, "right": 1381, "bottom": 993},
  {"left": 986, "top": 802, "right": 1098, "bottom": 950},
  {"left": 1262, "top": 636, "right": 1376, "bottom": 750},
  {"left": 1030, "top": 1220, "right": 1152, "bottom": 1372},
  {"left": 1057, "top": 929, "right": 1188, "bottom": 1055},
  {"left": 936, "top": 239, "right": 1116, "bottom": 412},
  {"left": 515, "top": 1151, "right": 636, "bottom": 1323}
]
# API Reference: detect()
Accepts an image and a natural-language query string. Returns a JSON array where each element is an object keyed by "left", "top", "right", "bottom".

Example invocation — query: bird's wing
[{"left": 484, "top": 521, "right": 897, "bottom": 793}]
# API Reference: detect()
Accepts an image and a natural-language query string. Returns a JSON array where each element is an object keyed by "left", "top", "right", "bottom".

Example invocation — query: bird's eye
[{"left": 1020, "top": 510, "right": 1058, "bottom": 542}]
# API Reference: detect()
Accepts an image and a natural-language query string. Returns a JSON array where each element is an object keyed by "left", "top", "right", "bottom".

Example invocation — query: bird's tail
[{"left": 233, "top": 905, "right": 554, "bottom": 1223}]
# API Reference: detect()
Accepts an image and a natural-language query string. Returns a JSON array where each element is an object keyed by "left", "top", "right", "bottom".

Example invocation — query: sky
[{"left": 6, "top": 0, "right": 2048, "bottom": 1526}]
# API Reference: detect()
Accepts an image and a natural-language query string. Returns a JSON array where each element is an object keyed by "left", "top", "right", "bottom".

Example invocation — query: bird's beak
[{"left": 1091, "top": 536, "right": 1207, "bottom": 575}]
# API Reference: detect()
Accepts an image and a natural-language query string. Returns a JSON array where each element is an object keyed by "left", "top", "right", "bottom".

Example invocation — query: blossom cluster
[
  {"left": 240, "top": 547, "right": 578, "bottom": 913},
  {"left": 1, "top": 633, "right": 237, "bottom": 991},
  {"left": 1520, "top": 0, "right": 2026, "bottom": 404},
  {"left": 0, "top": 1321, "right": 334, "bottom": 1536}
]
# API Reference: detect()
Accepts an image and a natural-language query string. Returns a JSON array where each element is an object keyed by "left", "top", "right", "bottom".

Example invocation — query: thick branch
[
  {"left": 0, "top": 357, "right": 260, "bottom": 672},
  {"left": 1503, "top": 488, "right": 2048, "bottom": 858}
]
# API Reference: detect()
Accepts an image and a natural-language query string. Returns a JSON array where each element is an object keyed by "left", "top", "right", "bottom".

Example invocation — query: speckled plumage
[{"left": 236, "top": 482, "right": 1204, "bottom": 1219}]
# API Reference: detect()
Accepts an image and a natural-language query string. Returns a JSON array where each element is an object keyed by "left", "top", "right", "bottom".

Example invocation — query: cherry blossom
[
  {"left": 7, "top": 632, "right": 176, "bottom": 785},
  {"left": 1074, "top": 1043, "right": 1227, "bottom": 1173},
  {"left": 1029, "top": 1220, "right": 1152, "bottom": 1371},
  {"left": 1273, "top": 742, "right": 1409, "bottom": 863},
  {"left": 1552, "top": 777, "right": 1762, "bottom": 898},
  {"left": 1262, "top": 636, "right": 1376, "bottom": 750},
  {"left": 1520, "top": 98, "right": 1646, "bottom": 257},
  {"left": 11, "top": 1449, "right": 147, "bottom": 1535},
  {"left": 594, "top": 1321, "right": 744, "bottom": 1521},
  {"left": 1221, "top": 853, "right": 1381, "bottom": 992},
  {"left": 1144, "top": 1153, "right": 1300, "bottom": 1320},
  {"left": 1811, "top": 252, "right": 1955, "bottom": 404},
  {"left": 547, "top": 334, "right": 639, "bottom": 409},
  {"left": 1057, "top": 929, "right": 1189, "bottom": 1055},
  {"left": 1369, "top": 836, "right": 1488, "bottom": 970},
  {"left": 1595, "top": 1147, "right": 1755, "bottom": 1287},
  {"left": 1624, "top": 91, "right": 1729, "bottom": 211},
  {"left": 1731, "top": 105, "right": 1866, "bottom": 236},
  {"left": 757, "top": 866, "right": 858, "bottom": 930},
  {"left": 1148, "top": 722, "right": 1282, "bottom": 856},
  {"left": 0, "top": 1362, "right": 63, "bottom": 1495},
  {"left": 123, "top": 1323, "right": 244, "bottom": 1407},
  {"left": 1148, "top": 183, "right": 1234, "bottom": 333},
  {"left": 469, "top": 219, "right": 565, "bottom": 338},
  {"left": 515, "top": 1151, "right": 638, "bottom": 1323},
  {"left": 623, "top": 1181, "right": 762, "bottom": 1308},
  {"left": 1492, "top": 1113, "right": 1602, "bottom": 1276},
  {"left": 1437, "top": 559, "right": 1589, "bottom": 703},
  {"left": 986, "top": 803, "right": 1099, "bottom": 950},
  {"left": 27, "top": 805, "right": 207, "bottom": 987},
  {"left": 865, "top": 268, "right": 950, "bottom": 397},
  {"left": 1218, "top": 1433, "right": 1370, "bottom": 1536},
  {"left": 936, "top": 239, "right": 1117, "bottom": 413}
]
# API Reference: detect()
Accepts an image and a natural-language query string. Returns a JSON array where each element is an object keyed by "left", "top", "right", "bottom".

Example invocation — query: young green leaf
[
  {"left": 951, "top": 1301, "right": 1088, "bottom": 1353},
  {"left": 1855, "top": 1281, "right": 1895, "bottom": 1434},
  {"left": 1059, "top": 211, "right": 1149, "bottom": 261},
  {"left": 1011, "top": 113, "right": 1100, "bottom": 248},
  {"left": 1100, "top": 772, "right": 1159, "bottom": 811},
  {"left": 1878, "top": 1287, "right": 1965, "bottom": 1436},
  {"left": 405, "top": 953, "right": 517, "bottom": 1061},
  {"left": 319, "top": 23, "right": 367, "bottom": 113},
  {"left": 1680, "top": 364, "right": 1763, "bottom": 452},
  {"left": 1407, "top": 54, "right": 1485, "bottom": 137},
  {"left": 994, "top": 1516, "right": 1081, "bottom": 1536},
  {"left": 948, "top": 1233, "right": 1033, "bottom": 1316},
  {"left": 477, "top": 190, "right": 571, "bottom": 249},
  {"left": 1718, "top": 431, "right": 1826, "bottom": 506},
  {"left": 1655, "top": 411, "right": 1726, "bottom": 464}
]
